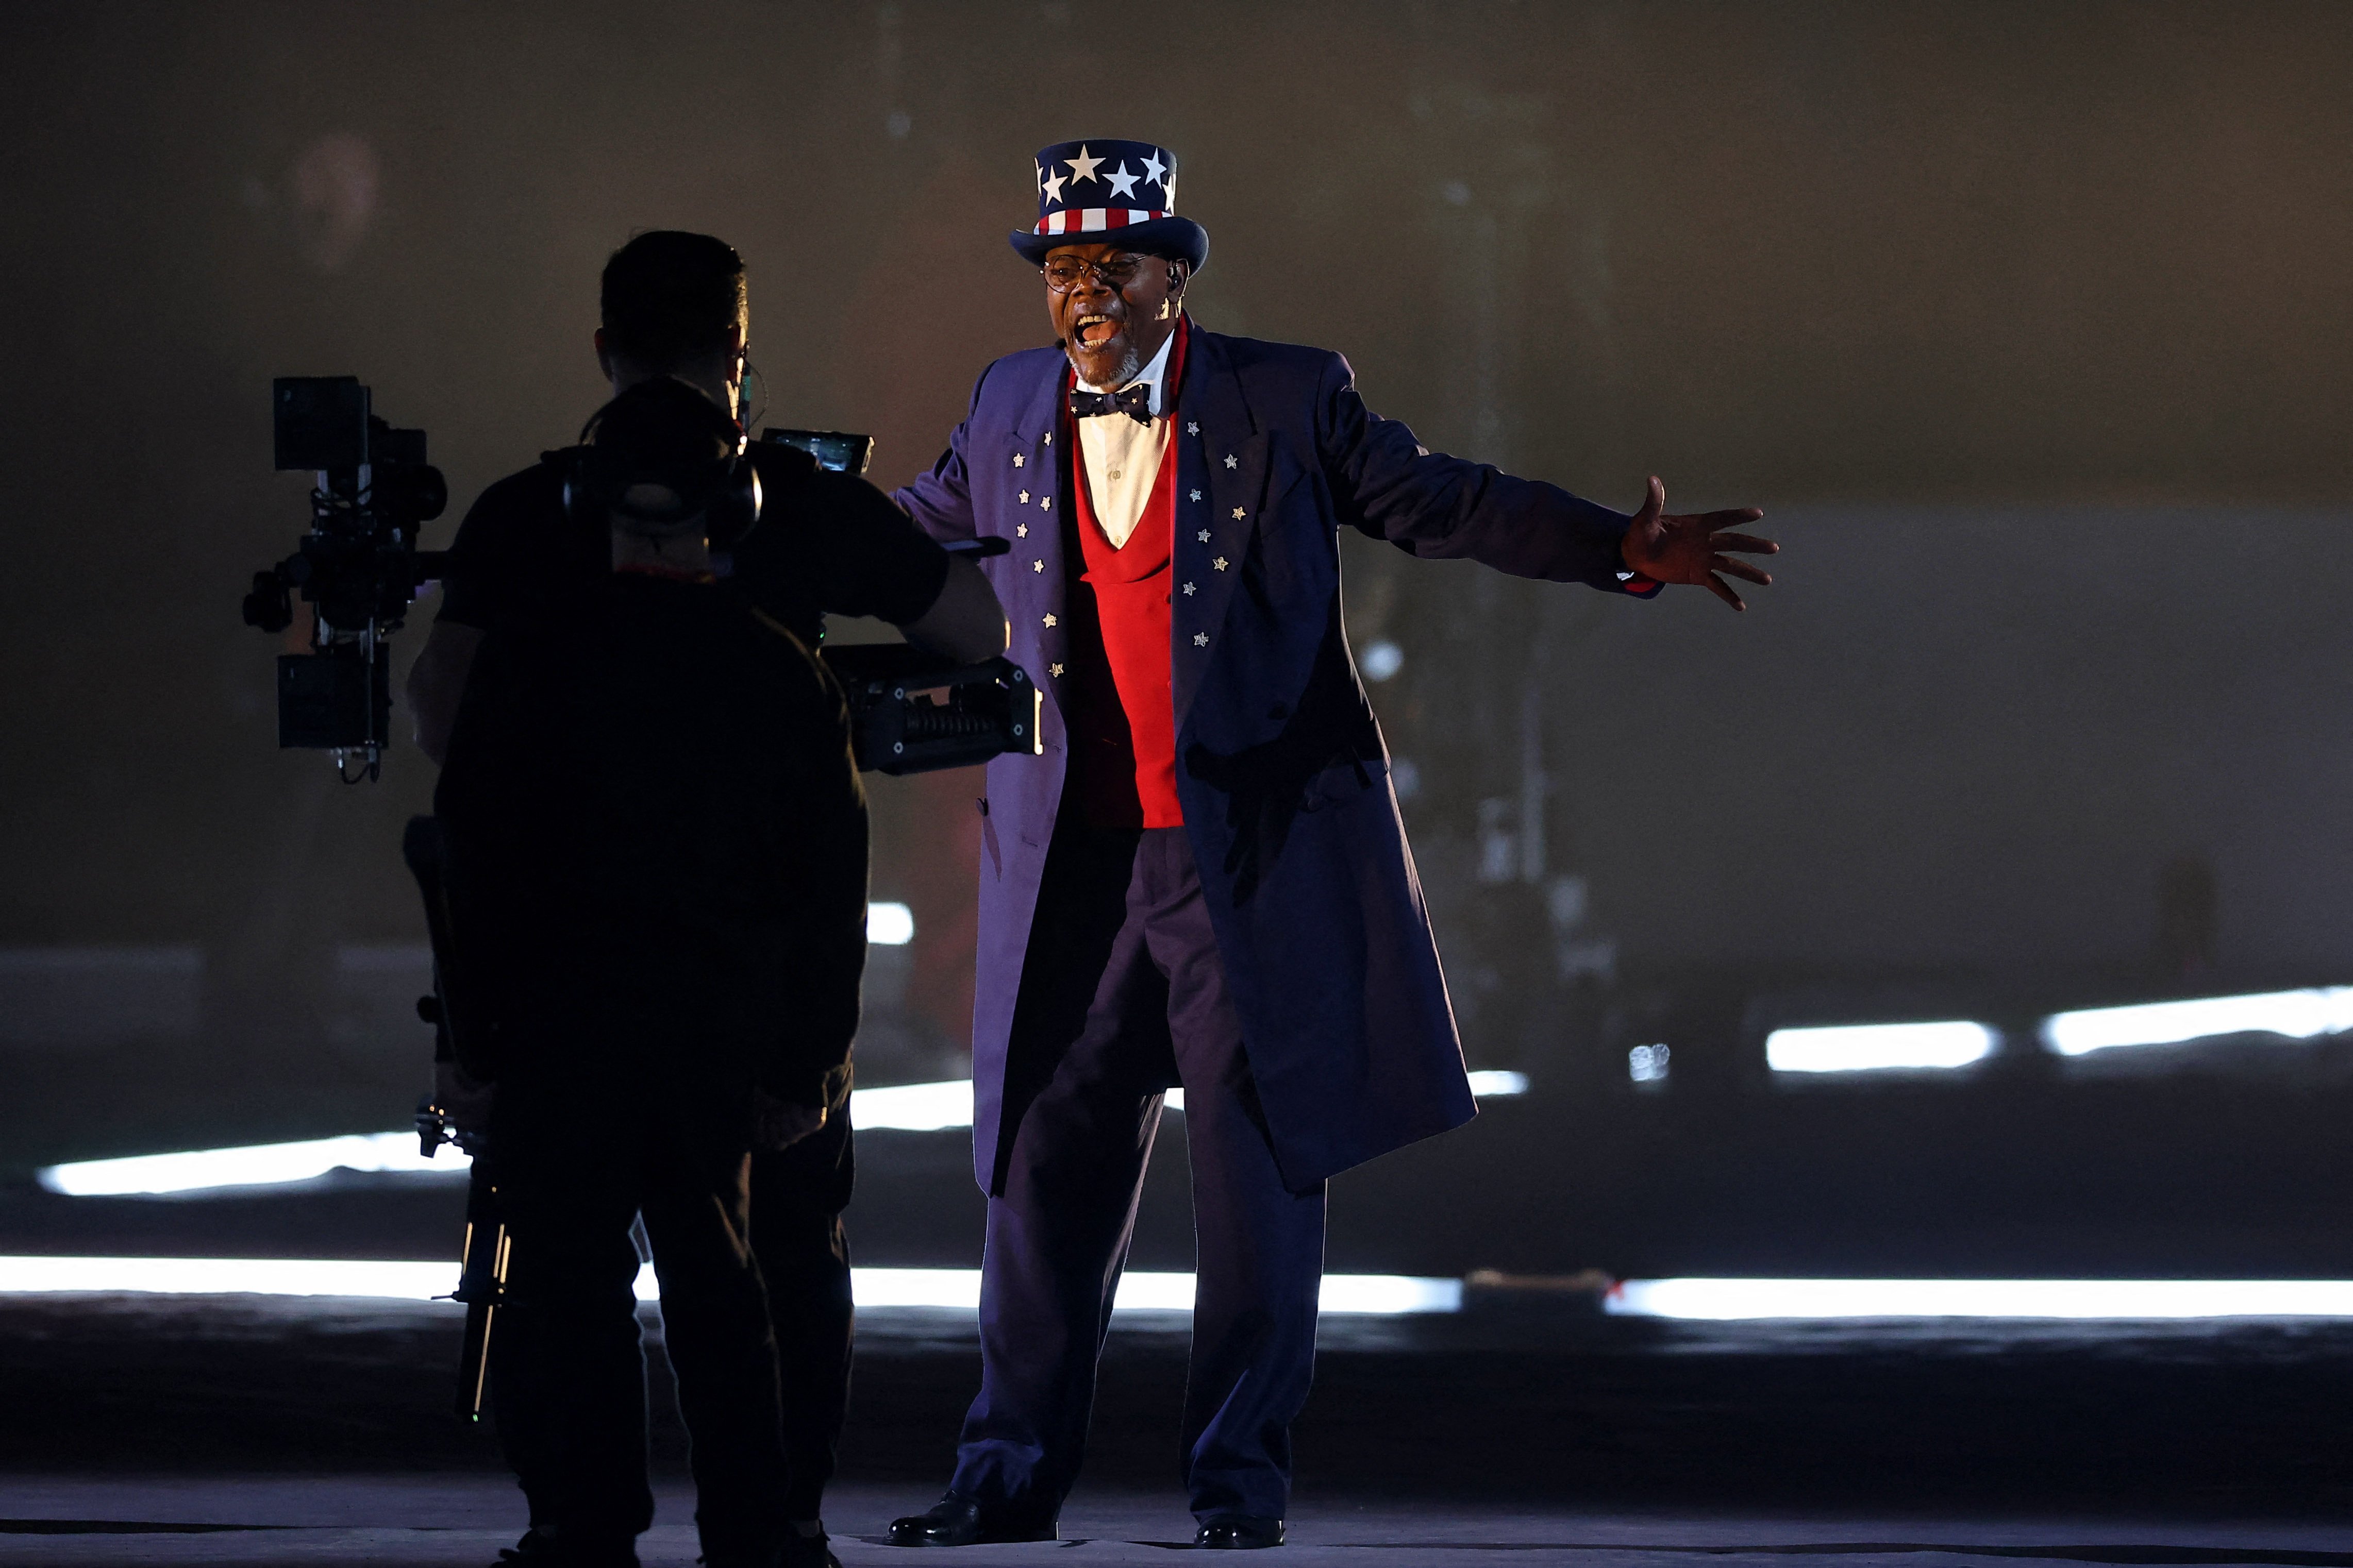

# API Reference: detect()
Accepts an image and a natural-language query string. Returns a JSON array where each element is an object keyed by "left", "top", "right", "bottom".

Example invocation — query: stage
[
  {"left": 1, "top": 1291, "right": 2349, "bottom": 1565},
  {"left": 8, "top": 1475, "right": 2352, "bottom": 1566}
]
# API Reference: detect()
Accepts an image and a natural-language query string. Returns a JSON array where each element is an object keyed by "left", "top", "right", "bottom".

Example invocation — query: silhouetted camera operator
[{"left": 416, "top": 232, "right": 1002, "bottom": 1568}]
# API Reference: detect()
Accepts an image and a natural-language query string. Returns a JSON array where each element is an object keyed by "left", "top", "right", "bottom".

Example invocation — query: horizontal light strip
[
  {"left": 849, "top": 1079, "right": 973, "bottom": 1132},
  {"left": 1166, "top": 1069, "right": 1525, "bottom": 1114},
  {"left": 1765, "top": 1021, "right": 1994, "bottom": 1073},
  {"left": 0, "top": 1258, "right": 1459, "bottom": 1315},
  {"left": 40, "top": 1133, "right": 457, "bottom": 1197},
  {"left": 2043, "top": 987, "right": 2353, "bottom": 1056},
  {"left": 1465, "top": 1069, "right": 1530, "bottom": 1097},
  {"left": 1609, "top": 1277, "right": 2353, "bottom": 1320},
  {"left": 42, "top": 1073, "right": 1535, "bottom": 1196}
]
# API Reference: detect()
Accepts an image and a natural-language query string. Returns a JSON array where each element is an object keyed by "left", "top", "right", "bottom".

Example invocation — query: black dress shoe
[
  {"left": 1194, "top": 1516, "right": 1284, "bottom": 1549},
  {"left": 886, "top": 1493, "right": 1058, "bottom": 1547}
]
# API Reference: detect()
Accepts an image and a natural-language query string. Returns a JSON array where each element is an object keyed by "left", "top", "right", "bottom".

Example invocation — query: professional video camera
[
  {"left": 241, "top": 378, "right": 449, "bottom": 782},
  {"left": 241, "top": 380, "right": 1040, "bottom": 779},
  {"left": 755, "top": 428, "right": 1039, "bottom": 775}
]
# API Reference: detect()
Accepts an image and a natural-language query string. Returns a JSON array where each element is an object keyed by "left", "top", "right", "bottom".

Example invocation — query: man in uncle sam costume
[{"left": 888, "top": 140, "right": 1777, "bottom": 1549}]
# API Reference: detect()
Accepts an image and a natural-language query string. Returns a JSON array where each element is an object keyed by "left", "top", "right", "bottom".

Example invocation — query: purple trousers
[{"left": 949, "top": 824, "right": 1327, "bottom": 1523}]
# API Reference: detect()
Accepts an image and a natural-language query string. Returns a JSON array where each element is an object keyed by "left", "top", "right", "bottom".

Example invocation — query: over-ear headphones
[{"left": 562, "top": 376, "right": 762, "bottom": 546}]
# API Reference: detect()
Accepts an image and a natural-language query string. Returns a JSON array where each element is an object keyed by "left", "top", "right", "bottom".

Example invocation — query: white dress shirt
[{"left": 1072, "top": 329, "right": 1176, "bottom": 550}]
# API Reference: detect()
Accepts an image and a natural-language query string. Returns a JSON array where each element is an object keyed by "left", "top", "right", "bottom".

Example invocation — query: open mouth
[{"left": 1073, "top": 313, "right": 1122, "bottom": 350}]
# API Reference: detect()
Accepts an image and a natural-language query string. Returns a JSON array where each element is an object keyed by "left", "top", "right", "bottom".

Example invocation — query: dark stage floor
[
  {"left": 3, "top": 1294, "right": 2352, "bottom": 1564},
  {"left": 9, "top": 1474, "right": 2353, "bottom": 1567}
]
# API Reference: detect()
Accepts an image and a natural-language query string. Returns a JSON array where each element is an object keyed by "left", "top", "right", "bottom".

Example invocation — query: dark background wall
[{"left": 2, "top": 1, "right": 2348, "bottom": 1176}]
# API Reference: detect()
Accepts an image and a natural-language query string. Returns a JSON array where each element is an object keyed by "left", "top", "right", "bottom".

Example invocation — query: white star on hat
[
  {"left": 1041, "top": 168, "right": 1067, "bottom": 206},
  {"left": 1064, "top": 145, "right": 1104, "bottom": 185},
  {"left": 1105, "top": 161, "right": 1140, "bottom": 200},
  {"left": 1142, "top": 149, "right": 1169, "bottom": 189}
]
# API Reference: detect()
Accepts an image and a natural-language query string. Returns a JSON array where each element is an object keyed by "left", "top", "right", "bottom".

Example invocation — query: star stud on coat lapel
[
  {"left": 1213, "top": 557, "right": 1229, "bottom": 571},
  {"left": 1017, "top": 524, "right": 1028, "bottom": 537},
  {"left": 1043, "top": 614, "right": 1057, "bottom": 627},
  {"left": 1196, "top": 529, "right": 1211, "bottom": 543},
  {"left": 1018, "top": 490, "right": 1029, "bottom": 504},
  {"left": 1224, "top": 454, "right": 1237, "bottom": 469},
  {"left": 1013, "top": 453, "right": 1025, "bottom": 468},
  {"left": 1193, "top": 632, "right": 1209, "bottom": 647},
  {"left": 1231, "top": 507, "right": 1245, "bottom": 520},
  {"left": 1189, "top": 488, "right": 1202, "bottom": 502}
]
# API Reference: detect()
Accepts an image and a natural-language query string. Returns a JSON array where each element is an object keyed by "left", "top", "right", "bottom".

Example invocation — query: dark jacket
[{"left": 435, "top": 571, "right": 868, "bottom": 1105}]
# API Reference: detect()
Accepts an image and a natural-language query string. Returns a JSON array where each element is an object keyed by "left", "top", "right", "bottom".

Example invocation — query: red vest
[{"left": 1062, "top": 322, "right": 1188, "bottom": 829}]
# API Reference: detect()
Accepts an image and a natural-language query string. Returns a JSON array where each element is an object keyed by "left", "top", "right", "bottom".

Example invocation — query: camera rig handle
[{"left": 821, "top": 643, "right": 1040, "bottom": 775}]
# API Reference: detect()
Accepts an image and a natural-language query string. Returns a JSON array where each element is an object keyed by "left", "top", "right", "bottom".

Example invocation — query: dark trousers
[
  {"left": 488, "top": 1059, "right": 815, "bottom": 1563},
  {"left": 750, "top": 1082, "right": 856, "bottom": 1522},
  {"left": 949, "top": 825, "right": 1327, "bottom": 1523}
]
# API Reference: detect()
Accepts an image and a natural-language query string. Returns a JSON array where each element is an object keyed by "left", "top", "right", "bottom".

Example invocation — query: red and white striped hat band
[{"left": 1033, "top": 207, "right": 1172, "bottom": 236}]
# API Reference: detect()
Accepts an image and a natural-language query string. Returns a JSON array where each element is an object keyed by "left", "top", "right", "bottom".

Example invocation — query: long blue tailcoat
[{"left": 896, "top": 324, "right": 1650, "bottom": 1191}]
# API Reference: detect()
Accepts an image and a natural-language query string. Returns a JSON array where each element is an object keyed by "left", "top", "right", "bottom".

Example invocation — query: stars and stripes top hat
[{"left": 1010, "top": 140, "right": 1209, "bottom": 272}]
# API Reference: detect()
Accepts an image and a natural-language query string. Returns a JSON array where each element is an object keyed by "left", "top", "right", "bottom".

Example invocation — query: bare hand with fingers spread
[{"left": 1617, "top": 476, "right": 1777, "bottom": 610}]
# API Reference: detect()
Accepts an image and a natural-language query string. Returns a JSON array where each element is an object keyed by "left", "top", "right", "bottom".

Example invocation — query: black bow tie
[{"left": 1069, "top": 384, "right": 1154, "bottom": 424}]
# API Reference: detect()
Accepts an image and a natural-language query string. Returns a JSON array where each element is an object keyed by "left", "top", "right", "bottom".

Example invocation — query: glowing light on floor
[
  {"left": 1607, "top": 1277, "right": 2353, "bottom": 1320},
  {"left": 38, "top": 1075, "right": 1535, "bottom": 1197},
  {"left": 39, "top": 1133, "right": 457, "bottom": 1198},
  {"left": 866, "top": 902, "right": 915, "bottom": 946},
  {"left": 849, "top": 1079, "right": 974, "bottom": 1132},
  {"left": 0, "top": 1256, "right": 459, "bottom": 1299},
  {"left": 1166, "top": 1072, "right": 1523, "bottom": 1115},
  {"left": 1465, "top": 1070, "right": 1529, "bottom": 1097},
  {"left": 2042, "top": 987, "right": 2353, "bottom": 1056},
  {"left": 1764, "top": 1021, "right": 1995, "bottom": 1073},
  {"left": 0, "top": 1258, "right": 1460, "bottom": 1315}
]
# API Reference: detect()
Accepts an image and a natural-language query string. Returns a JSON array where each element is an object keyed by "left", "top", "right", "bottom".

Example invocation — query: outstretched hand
[{"left": 1618, "top": 477, "right": 1776, "bottom": 610}]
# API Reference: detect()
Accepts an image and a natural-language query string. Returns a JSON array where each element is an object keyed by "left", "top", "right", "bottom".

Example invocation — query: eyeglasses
[{"left": 1041, "top": 255, "right": 1156, "bottom": 293}]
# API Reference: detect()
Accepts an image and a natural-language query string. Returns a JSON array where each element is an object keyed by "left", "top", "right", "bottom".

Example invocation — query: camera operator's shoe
[
  {"left": 1194, "top": 1515, "right": 1285, "bottom": 1549},
  {"left": 493, "top": 1526, "right": 640, "bottom": 1567},
  {"left": 886, "top": 1493, "right": 1058, "bottom": 1547},
  {"left": 702, "top": 1537, "right": 839, "bottom": 1568},
  {"left": 778, "top": 1529, "right": 843, "bottom": 1568}
]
